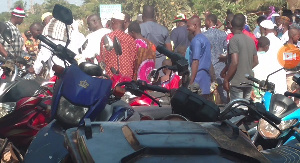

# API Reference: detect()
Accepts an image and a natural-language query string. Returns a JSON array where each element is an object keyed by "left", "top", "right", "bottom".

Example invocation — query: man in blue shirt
[{"left": 187, "top": 16, "right": 211, "bottom": 98}]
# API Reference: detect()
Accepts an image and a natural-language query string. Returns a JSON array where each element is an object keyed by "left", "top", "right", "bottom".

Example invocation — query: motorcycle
[
  {"left": 63, "top": 106, "right": 298, "bottom": 162},
  {"left": 242, "top": 72, "right": 300, "bottom": 150},
  {"left": 24, "top": 5, "right": 173, "bottom": 162},
  {"left": 61, "top": 49, "right": 300, "bottom": 163}
]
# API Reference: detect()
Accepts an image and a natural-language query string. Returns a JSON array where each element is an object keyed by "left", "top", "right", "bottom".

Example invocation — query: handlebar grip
[
  {"left": 284, "top": 92, "right": 300, "bottom": 98},
  {"left": 137, "top": 80, "right": 170, "bottom": 93},
  {"left": 263, "top": 110, "right": 281, "bottom": 125},
  {"left": 255, "top": 103, "right": 281, "bottom": 125},
  {"left": 245, "top": 74, "right": 261, "bottom": 84},
  {"left": 37, "top": 35, "right": 57, "bottom": 50},
  {"left": 37, "top": 34, "right": 77, "bottom": 64},
  {"left": 146, "top": 84, "right": 170, "bottom": 93},
  {"left": 156, "top": 45, "right": 184, "bottom": 62},
  {"left": 293, "top": 74, "right": 300, "bottom": 86}
]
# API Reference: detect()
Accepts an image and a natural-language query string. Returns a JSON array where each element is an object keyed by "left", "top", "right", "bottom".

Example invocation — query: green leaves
[{"left": 4, "top": 0, "right": 288, "bottom": 34}]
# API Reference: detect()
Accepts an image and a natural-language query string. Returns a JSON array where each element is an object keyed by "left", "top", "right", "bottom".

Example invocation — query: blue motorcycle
[{"left": 245, "top": 71, "right": 300, "bottom": 150}]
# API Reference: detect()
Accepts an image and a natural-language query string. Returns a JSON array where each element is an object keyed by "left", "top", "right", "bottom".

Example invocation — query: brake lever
[
  {"left": 125, "top": 81, "right": 143, "bottom": 97},
  {"left": 240, "top": 82, "right": 266, "bottom": 91}
]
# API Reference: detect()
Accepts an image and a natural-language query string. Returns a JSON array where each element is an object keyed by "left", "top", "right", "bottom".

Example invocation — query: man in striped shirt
[{"left": 0, "top": 7, "right": 25, "bottom": 58}]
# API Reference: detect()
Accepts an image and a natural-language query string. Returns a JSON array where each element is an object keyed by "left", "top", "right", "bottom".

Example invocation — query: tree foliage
[
  {"left": 1, "top": 0, "right": 288, "bottom": 34},
  {"left": 13, "top": 0, "right": 26, "bottom": 9}
]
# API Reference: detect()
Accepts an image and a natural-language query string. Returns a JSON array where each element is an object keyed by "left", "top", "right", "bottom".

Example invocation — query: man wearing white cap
[
  {"left": 97, "top": 12, "right": 137, "bottom": 78},
  {"left": 0, "top": 6, "right": 25, "bottom": 58},
  {"left": 259, "top": 20, "right": 287, "bottom": 94},
  {"left": 41, "top": 12, "right": 53, "bottom": 26}
]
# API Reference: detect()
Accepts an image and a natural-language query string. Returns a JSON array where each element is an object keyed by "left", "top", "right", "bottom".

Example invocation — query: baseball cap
[
  {"left": 11, "top": 7, "right": 26, "bottom": 18},
  {"left": 173, "top": 13, "right": 187, "bottom": 23},
  {"left": 260, "top": 20, "right": 277, "bottom": 29}
]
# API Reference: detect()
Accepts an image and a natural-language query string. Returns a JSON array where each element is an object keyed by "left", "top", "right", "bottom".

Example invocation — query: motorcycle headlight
[
  {"left": 0, "top": 102, "right": 16, "bottom": 118},
  {"left": 56, "top": 96, "right": 89, "bottom": 126},
  {"left": 258, "top": 119, "right": 298, "bottom": 139}
]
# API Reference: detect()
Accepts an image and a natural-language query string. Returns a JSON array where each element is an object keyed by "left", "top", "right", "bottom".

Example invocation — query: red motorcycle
[{"left": 0, "top": 79, "right": 52, "bottom": 150}]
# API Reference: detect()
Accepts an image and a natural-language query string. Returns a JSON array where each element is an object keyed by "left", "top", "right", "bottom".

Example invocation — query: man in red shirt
[{"left": 98, "top": 13, "right": 137, "bottom": 78}]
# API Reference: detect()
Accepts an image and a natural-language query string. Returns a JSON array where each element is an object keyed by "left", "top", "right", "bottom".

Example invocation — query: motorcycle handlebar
[
  {"left": 156, "top": 45, "right": 184, "bottom": 62},
  {"left": 284, "top": 92, "right": 300, "bottom": 98},
  {"left": 255, "top": 103, "right": 281, "bottom": 125},
  {"left": 220, "top": 99, "right": 281, "bottom": 125},
  {"left": 245, "top": 74, "right": 261, "bottom": 84},
  {"left": 37, "top": 34, "right": 77, "bottom": 64},
  {"left": 137, "top": 80, "right": 170, "bottom": 93},
  {"left": 37, "top": 35, "right": 57, "bottom": 50},
  {"left": 293, "top": 74, "right": 300, "bottom": 86},
  {"left": 264, "top": 111, "right": 281, "bottom": 125}
]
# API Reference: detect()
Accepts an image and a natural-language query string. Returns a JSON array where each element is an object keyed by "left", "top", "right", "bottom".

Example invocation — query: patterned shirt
[
  {"left": 98, "top": 30, "right": 137, "bottom": 78},
  {"left": 0, "top": 21, "right": 23, "bottom": 57},
  {"left": 203, "top": 28, "right": 227, "bottom": 81},
  {"left": 134, "top": 38, "right": 156, "bottom": 82}
]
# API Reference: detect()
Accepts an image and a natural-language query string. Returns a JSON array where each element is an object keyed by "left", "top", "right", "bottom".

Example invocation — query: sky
[{"left": 0, "top": 0, "right": 83, "bottom": 13}]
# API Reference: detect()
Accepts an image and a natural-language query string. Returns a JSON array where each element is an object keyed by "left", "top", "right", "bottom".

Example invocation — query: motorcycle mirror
[
  {"left": 52, "top": 4, "right": 73, "bottom": 25},
  {"left": 103, "top": 35, "right": 113, "bottom": 51},
  {"left": 148, "top": 69, "right": 159, "bottom": 82},
  {"left": 113, "top": 37, "right": 122, "bottom": 56}
]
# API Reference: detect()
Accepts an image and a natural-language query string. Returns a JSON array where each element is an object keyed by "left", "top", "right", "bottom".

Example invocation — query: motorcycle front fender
[{"left": 24, "top": 120, "right": 68, "bottom": 163}]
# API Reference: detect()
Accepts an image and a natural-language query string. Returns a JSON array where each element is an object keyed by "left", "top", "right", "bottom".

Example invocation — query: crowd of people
[{"left": 1, "top": 5, "right": 300, "bottom": 105}]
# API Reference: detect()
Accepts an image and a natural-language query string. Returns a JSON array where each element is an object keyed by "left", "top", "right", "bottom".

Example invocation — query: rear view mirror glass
[
  {"left": 52, "top": 4, "right": 73, "bottom": 25},
  {"left": 103, "top": 35, "right": 113, "bottom": 51},
  {"left": 113, "top": 37, "right": 122, "bottom": 56}
]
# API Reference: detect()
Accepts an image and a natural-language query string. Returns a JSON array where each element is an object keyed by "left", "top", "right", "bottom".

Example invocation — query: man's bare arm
[
  {"left": 190, "top": 60, "right": 199, "bottom": 84},
  {"left": 224, "top": 53, "right": 238, "bottom": 82}
]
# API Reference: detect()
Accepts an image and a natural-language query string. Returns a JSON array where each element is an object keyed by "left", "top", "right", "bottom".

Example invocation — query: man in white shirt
[
  {"left": 260, "top": 20, "right": 287, "bottom": 94},
  {"left": 76, "top": 14, "right": 111, "bottom": 64},
  {"left": 33, "top": 18, "right": 75, "bottom": 78}
]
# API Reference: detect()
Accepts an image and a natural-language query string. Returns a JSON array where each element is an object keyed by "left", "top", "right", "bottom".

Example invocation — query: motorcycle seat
[
  {"left": 261, "top": 140, "right": 300, "bottom": 162},
  {"left": 78, "top": 62, "right": 102, "bottom": 77}
]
